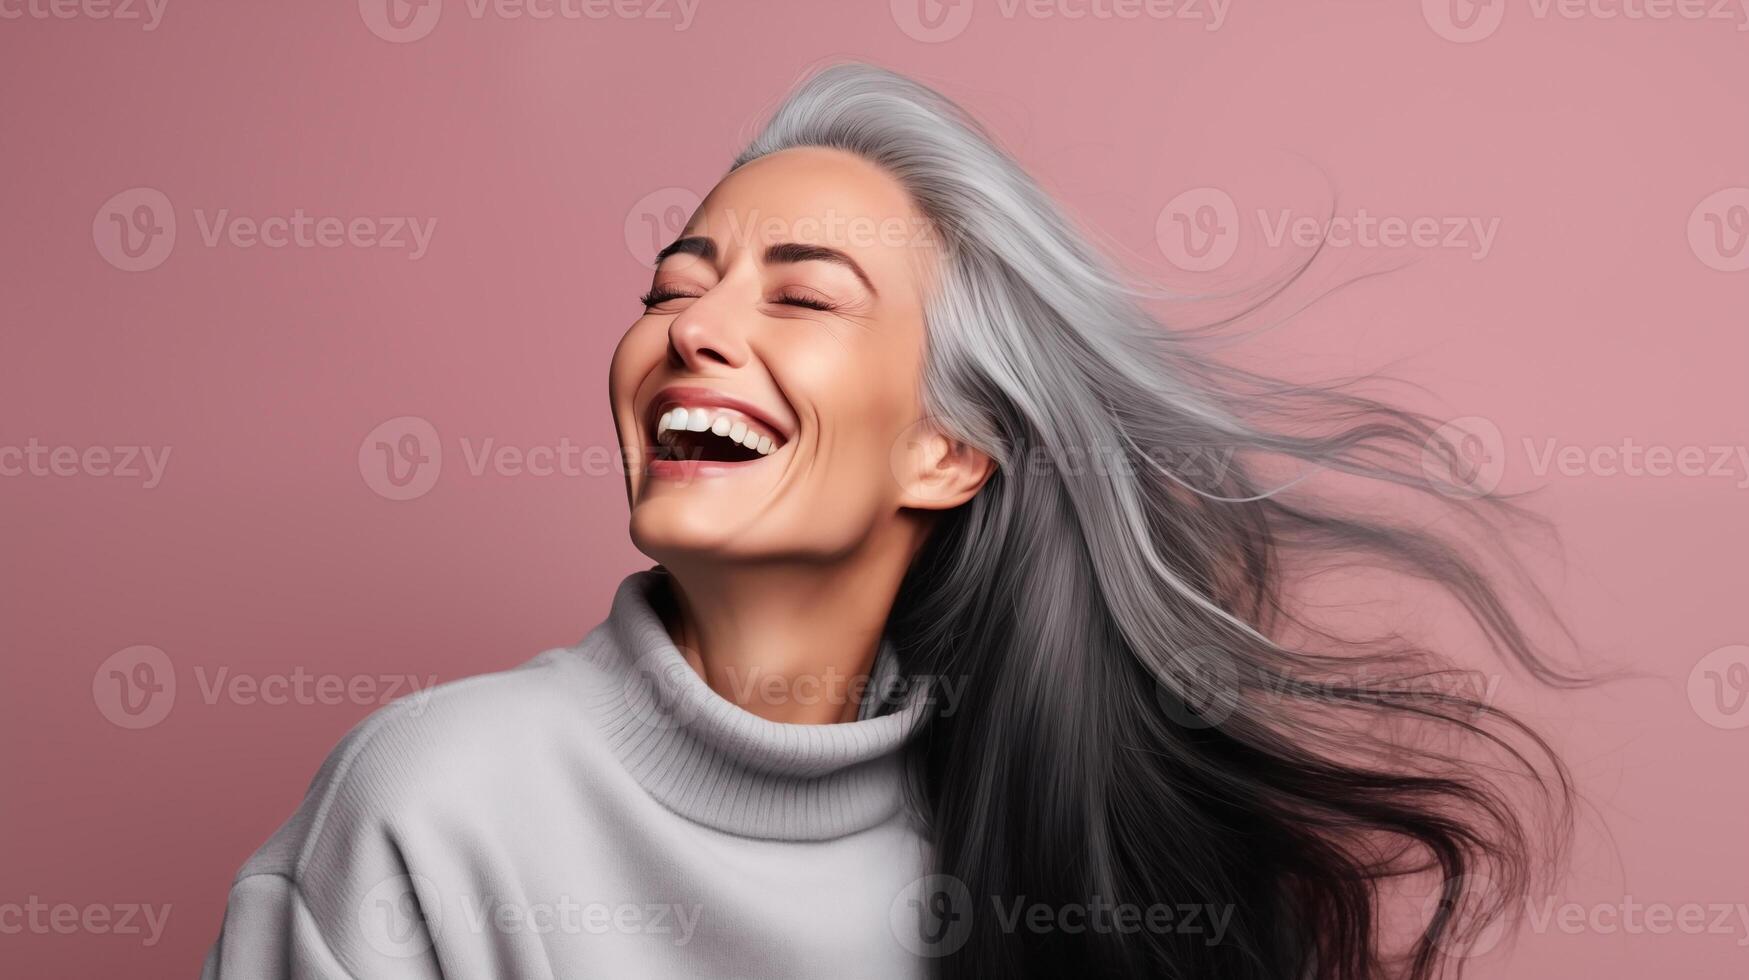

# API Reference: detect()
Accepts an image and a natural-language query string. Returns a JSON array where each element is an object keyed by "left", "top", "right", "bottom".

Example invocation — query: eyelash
[{"left": 638, "top": 287, "right": 838, "bottom": 312}]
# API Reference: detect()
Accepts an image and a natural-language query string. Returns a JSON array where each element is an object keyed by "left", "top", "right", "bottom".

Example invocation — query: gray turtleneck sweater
[{"left": 200, "top": 571, "right": 935, "bottom": 979}]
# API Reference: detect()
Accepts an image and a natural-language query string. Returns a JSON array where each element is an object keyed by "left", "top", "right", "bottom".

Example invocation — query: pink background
[{"left": 3, "top": 1, "right": 1747, "bottom": 976}]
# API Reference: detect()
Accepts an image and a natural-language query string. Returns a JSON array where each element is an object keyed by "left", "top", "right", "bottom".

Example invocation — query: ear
[{"left": 892, "top": 423, "right": 995, "bottom": 511}]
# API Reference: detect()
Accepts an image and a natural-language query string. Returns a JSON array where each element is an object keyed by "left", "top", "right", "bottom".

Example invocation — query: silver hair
[{"left": 731, "top": 63, "right": 1582, "bottom": 980}]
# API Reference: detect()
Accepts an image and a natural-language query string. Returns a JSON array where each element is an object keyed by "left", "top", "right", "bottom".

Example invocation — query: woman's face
[{"left": 609, "top": 147, "right": 985, "bottom": 567}]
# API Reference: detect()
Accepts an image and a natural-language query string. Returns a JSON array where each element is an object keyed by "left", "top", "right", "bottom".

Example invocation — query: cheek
[
  {"left": 794, "top": 347, "right": 925, "bottom": 510},
  {"left": 608, "top": 319, "right": 666, "bottom": 405}
]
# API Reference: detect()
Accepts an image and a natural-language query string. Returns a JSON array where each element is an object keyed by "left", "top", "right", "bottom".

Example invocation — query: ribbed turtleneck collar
[{"left": 580, "top": 570, "right": 927, "bottom": 842}]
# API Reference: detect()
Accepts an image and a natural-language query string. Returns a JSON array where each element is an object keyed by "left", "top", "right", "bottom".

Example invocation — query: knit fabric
[{"left": 200, "top": 570, "right": 934, "bottom": 979}]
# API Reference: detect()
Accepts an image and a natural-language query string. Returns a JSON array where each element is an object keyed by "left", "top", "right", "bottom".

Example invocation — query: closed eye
[
  {"left": 638, "top": 287, "right": 840, "bottom": 312},
  {"left": 639, "top": 286, "right": 698, "bottom": 309},
  {"left": 770, "top": 291, "right": 838, "bottom": 312}
]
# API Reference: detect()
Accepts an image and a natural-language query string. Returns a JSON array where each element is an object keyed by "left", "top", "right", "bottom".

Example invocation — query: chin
[{"left": 628, "top": 501, "right": 755, "bottom": 565}]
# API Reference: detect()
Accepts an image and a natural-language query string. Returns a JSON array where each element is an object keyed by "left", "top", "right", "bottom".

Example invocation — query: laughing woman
[{"left": 203, "top": 64, "right": 1577, "bottom": 980}]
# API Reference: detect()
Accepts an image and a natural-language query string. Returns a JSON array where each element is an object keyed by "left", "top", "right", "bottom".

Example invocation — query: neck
[{"left": 656, "top": 538, "right": 920, "bottom": 725}]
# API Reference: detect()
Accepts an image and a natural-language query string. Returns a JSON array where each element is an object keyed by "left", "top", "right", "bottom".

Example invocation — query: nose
[{"left": 666, "top": 292, "right": 750, "bottom": 372}]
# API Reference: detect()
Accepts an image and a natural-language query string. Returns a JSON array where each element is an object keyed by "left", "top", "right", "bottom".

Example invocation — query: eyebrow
[{"left": 653, "top": 236, "right": 879, "bottom": 297}]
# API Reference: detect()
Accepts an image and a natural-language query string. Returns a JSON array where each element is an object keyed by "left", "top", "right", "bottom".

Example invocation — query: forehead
[{"left": 687, "top": 147, "right": 937, "bottom": 269}]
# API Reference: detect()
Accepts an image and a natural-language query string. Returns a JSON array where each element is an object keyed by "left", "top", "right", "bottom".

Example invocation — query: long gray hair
[{"left": 732, "top": 63, "right": 1578, "bottom": 980}]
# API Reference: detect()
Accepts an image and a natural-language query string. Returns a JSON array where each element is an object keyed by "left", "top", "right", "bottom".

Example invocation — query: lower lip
[{"left": 645, "top": 453, "right": 770, "bottom": 481}]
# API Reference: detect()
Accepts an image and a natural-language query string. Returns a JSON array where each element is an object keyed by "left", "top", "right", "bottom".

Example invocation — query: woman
[{"left": 203, "top": 63, "right": 1577, "bottom": 979}]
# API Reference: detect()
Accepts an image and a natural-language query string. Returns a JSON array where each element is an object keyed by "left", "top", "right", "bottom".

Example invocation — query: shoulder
[
  {"left": 234, "top": 637, "right": 619, "bottom": 883},
  {"left": 207, "top": 614, "right": 654, "bottom": 977}
]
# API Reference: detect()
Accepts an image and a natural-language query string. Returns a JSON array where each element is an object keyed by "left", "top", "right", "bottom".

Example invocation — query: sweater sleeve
[
  {"left": 200, "top": 700, "right": 448, "bottom": 980},
  {"left": 200, "top": 874, "right": 361, "bottom": 979}
]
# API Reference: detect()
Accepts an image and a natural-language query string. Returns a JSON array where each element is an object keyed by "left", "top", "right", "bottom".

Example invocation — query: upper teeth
[{"left": 655, "top": 406, "right": 780, "bottom": 456}]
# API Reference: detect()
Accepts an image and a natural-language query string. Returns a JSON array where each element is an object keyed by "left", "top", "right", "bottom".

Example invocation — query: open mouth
[{"left": 650, "top": 404, "right": 786, "bottom": 465}]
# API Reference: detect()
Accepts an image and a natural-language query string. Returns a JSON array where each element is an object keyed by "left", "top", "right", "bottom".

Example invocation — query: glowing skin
[{"left": 608, "top": 147, "right": 991, "bottom": 724}]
